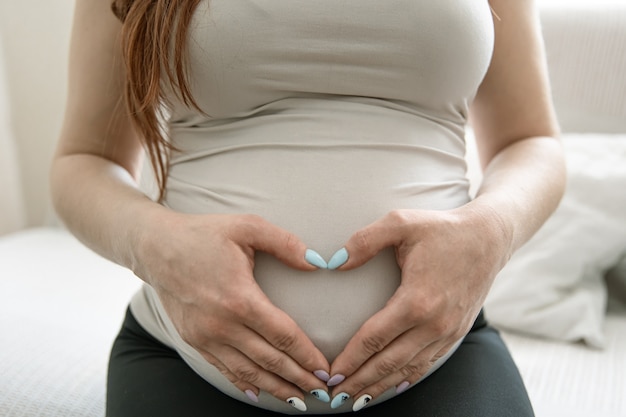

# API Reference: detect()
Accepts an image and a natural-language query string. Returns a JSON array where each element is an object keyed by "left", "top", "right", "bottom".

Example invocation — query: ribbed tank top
[{"left": 130, "top": 0, "right": 495, "bottom": 413}]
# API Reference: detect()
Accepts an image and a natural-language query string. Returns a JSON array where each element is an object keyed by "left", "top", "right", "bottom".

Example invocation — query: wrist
[
  {"left": 451, "top": 200, "right": 515, "bottom": 269},
  {"left": 125, "top": 201, "right": 175, "bottom": 284}
]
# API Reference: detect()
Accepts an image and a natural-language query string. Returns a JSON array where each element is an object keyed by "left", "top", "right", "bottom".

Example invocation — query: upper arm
[
  {"left": 469, "top": 0, "right": 560, "bottom": 168},
  {"left": 55, "top": 0, "right": 144, "bottom": 178}
]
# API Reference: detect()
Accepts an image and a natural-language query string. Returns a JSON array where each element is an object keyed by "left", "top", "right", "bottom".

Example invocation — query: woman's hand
[
  {"left": 133, "top": 210, "right": 331, "bottom": 411},
  {"left": 325, "top": 206, "right": 512, "bottom": 411}
]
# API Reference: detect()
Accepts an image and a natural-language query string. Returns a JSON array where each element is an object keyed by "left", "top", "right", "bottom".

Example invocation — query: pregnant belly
[
  {"left": 254, "top": 248, "right": 400, "bottom": 361},
  {"left": 165, "top": 143, "right": 470, "bottom": 361}
]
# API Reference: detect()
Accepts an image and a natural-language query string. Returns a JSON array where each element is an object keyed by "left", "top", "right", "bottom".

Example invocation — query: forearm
[
  {"left": 50, "top": 153, "right": 165, "bottom": 275},
  {"left": 463, "top": 135, "right": 566, "bottom": 261}
]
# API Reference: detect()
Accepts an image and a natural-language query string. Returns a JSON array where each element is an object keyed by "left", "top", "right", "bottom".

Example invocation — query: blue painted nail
[
  {"left": 352, "top": 394, "right": 372, "bottom": 412},
  {"left": 330, "top": 392, "right": 350, "bottom": 409},
  {"left": 327, "top": 374, "right": 345, "bottom": 387},
  {"left": 305, "top": 249, "right": 328, "bottom": 269},
  {"left": 327, "top": 248, "right": 349, "bottom": 270},
  {"left": 310, "top": 389, "right": 330, "bottom": 403}
]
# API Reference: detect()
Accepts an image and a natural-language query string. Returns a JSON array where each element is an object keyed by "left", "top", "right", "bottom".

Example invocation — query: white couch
[{"left": 1, "top": 3, "right": 625, "bottom": 416}]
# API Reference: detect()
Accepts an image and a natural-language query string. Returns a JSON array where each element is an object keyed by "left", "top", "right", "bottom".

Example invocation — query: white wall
[{"left": 0, "top": 1, "right": 75, "bottom": 228}]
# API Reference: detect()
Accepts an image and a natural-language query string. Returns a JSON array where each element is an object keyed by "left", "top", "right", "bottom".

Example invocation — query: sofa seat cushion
[
  {"left": 502, "top": 314, "right": 626, "bottom": 417},
  {"left": 0, "top": 228, "right": 140, "bottom": 417}
]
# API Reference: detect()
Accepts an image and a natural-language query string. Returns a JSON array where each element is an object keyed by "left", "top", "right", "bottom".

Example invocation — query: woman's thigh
[
  {"left": 106, "top": 309, "right": 534, "bottom": 417},
  {"left": 106, "top": 308, "right": 278, "bottom": 417}
]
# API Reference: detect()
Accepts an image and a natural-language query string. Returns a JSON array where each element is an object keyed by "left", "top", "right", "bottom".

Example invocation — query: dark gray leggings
[{"left": 106, "top": 308, "right": 534, "bottom": 417}]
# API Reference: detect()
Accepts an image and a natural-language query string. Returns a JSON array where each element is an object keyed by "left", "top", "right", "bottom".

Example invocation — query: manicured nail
[
  {"left": 245, "top": 389, "right": 259, "bottom": 403},
  {"left": 327, "top": 248, "right": 349, "bottom": 270},
  {"left": 310, "top": 389, "right": 330, "bottom": 403},
  {"left": 314, "top": 370, "right": 330, "bottom": 382},
  {"left": 396, "top": 381, "right": 410, "bottom": 394},
  {"left": 305, "top": 249, "right": 328, "bottom": 269},
  {"left": 352, "top": 394, "right": 372, "bottom": 412},
  {"left": 327, "top": 374, "right": 345, "bottom": 387},
  {"left": 330, "top": 392, "right": 350, "bottom": 409},
  {"left": 287, "top": 397, "right": 307, "bottom": 412}
]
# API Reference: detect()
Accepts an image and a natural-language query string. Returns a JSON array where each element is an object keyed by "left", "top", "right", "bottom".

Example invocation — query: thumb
[
  {"left": 237, "top": 215, "right": 321, "bottom": 271},
  {"left": 328, "top": 211, "right": 407, "bottom": 271}
]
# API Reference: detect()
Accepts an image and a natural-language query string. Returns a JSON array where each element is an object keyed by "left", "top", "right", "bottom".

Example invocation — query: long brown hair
[{"left": 111, "top": 0, "right": 201, "bottom": 201}]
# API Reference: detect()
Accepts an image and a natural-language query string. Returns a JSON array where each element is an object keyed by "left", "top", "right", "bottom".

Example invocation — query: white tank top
[{"left": 130, "top": 0, "right": 495, "bottom": 413}]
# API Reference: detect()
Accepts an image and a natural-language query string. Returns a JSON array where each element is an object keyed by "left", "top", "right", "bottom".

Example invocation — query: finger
[
  {"left": 231, "top": 215, "right": 321, "bottom": 271},
  {"left": 247, "top": 294, "right": 331, "bottom": 381},
  {"left": 329, "top": 328, "right": 432, "bottom": 406},
  {"left": 344, "top": 340, "right": 462, "bottom": 412},
  {"left": 366, "top": 339, "right": 463, "bottom": 410},
  {"left": 201, "top": 350, "right": 262, "bottom": 404},
  {"left": 329, "top": 210, "right": 411, "bottom": 271},
  {"left": 327, "top": 295, "right": 415, "bottom": 387},
  {"left": 227, "top": 325, "right": 331, "bottom": 403},
  {"left": 204, "top": 344, "right": 311, "bottom": 411}
]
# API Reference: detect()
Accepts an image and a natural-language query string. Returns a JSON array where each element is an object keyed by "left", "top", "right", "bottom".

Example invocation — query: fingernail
[
  {"left": 396, "top": 381, "right": 410, "bottom": 394},
  {"left": 305, "top": 249, "right": 328, "bottom": 269},
  {"left": 310, "top": 389, "right": 330, "bottom": 403},
  {"left": 245, "top": 389, "right": 259, "bottom": 403},
  {"left": 287, "top": 397, "right": 307, "bottom": 412},
  {"left": 352, "top": 394, "right": 372, "bottom": 412},
  {"left": 330, "top": 392, "right": 350, "bottom": 409},
  {"left": 314, "top": 369, "right": 330, "bottom": 382},
  {"left": 327, "top": 374, "right": 346, "bottom": 387},
  {"left": 327, "top": 248, "right": 349, "bottom": 270}
]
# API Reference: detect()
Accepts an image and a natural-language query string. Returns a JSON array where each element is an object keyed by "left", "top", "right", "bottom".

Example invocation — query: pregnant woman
[{"left": 51, "top": 0, "right": 565, "bottom": 415}]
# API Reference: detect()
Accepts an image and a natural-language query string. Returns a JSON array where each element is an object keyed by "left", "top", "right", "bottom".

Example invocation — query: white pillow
[{"left": 484, "top": 134, "right": 626, "bottom": 348}]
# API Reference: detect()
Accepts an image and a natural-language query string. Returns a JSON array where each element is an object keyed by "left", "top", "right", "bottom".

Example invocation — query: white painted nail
[
  {"left": 287, "top": 397, "right": 307, "bottom": 412},
  {"left": 352, "top": 394, "right": 372, "bottom": 412}
]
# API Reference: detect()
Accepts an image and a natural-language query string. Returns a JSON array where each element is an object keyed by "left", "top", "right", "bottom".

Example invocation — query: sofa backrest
[
  {"left": 541, "top": 2, "right": 626, "bottom": 133},
  {"left": 0, "top": 36, "right": 25, "bottom": 236}
]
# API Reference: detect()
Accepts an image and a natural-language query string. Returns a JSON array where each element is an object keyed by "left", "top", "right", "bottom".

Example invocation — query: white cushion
[{"left": 485, "top": 134, "right": 626, "bottom": 348}]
